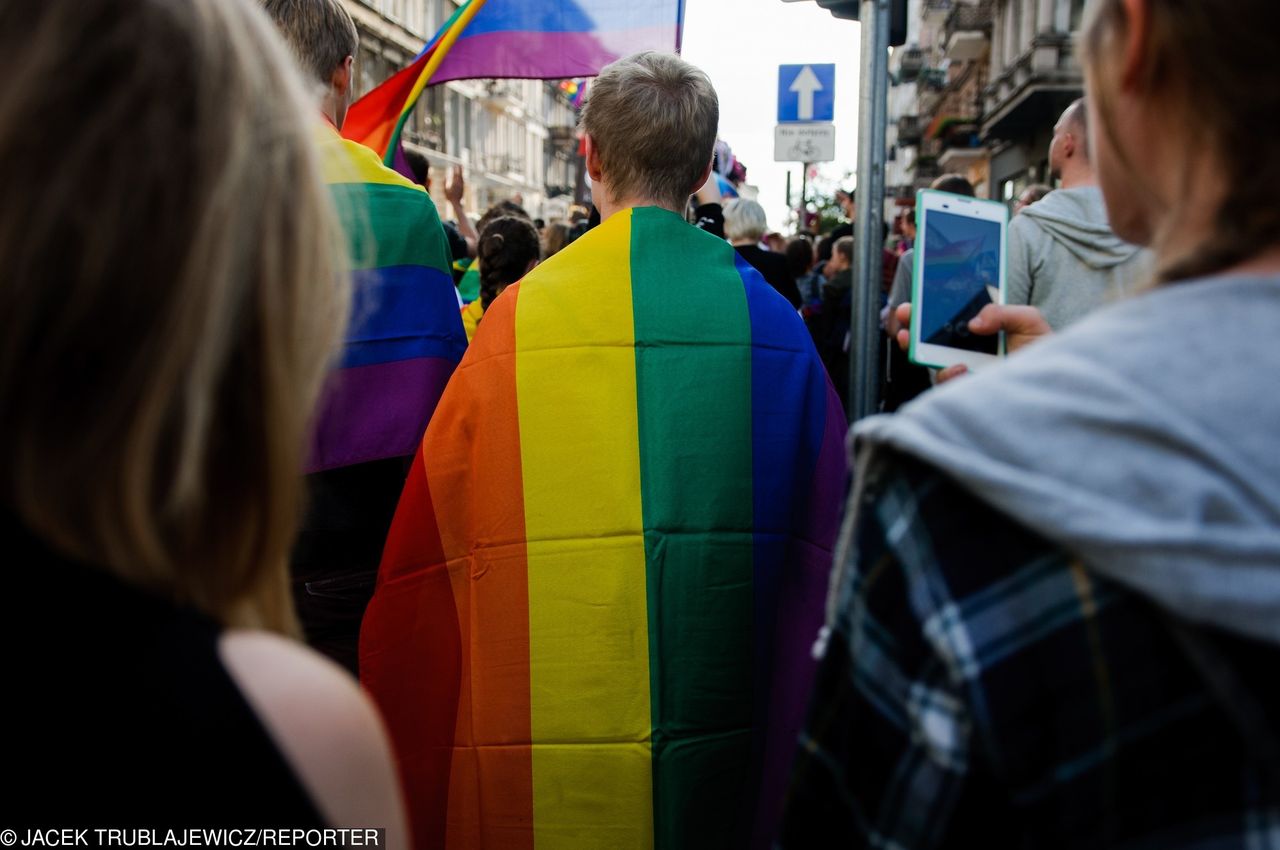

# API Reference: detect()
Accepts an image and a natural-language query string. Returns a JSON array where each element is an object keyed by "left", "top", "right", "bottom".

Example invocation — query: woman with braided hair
[{"left": 460, "top": 215, "right": 541, "bottom": 343}]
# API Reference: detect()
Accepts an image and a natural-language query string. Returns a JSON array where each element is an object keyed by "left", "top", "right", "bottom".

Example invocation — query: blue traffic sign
[{"left": 777, "top": 64, "right": 836, "bottom": 123}]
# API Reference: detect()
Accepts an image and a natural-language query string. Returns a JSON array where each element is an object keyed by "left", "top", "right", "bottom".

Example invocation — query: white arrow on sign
[{"left": 789, "top": 65, "right": 824, "bottom": 121}]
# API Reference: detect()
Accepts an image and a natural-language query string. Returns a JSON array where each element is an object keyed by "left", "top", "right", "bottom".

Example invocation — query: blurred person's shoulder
[{"left": 219, "top": 631, "right": 405, "bottom": 843}]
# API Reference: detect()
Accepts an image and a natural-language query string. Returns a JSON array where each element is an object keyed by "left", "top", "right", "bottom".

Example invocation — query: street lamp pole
[{"left": 850, "top": 0, "right": 889, "bottom": 421}]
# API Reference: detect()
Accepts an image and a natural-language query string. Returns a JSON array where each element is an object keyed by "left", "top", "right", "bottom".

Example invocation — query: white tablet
[{"left": 909, "top": 188, "right": 1008, "bottom": 371}]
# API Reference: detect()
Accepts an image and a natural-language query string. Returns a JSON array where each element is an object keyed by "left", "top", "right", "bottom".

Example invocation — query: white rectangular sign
[{"left": 774, "top": 123, "right": 836, "bottom": 163}]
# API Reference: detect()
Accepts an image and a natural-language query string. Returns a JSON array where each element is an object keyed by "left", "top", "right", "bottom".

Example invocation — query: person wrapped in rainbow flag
[
  {"left": 360, "top": 53, "right": 848, "bottom": 850},
  {"left": 261, "top": 0, "right": 466, "bottom": 675}
]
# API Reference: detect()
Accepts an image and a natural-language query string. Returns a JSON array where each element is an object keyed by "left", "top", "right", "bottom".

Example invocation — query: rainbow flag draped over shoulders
[
  {"left": 307, "top": 128, "right": 467, "bottom": 473},
  {"left": 360, "top": 207, "right": 847, "bottom": 849},
  {"left": 342, "top": 0, "right": 684, "bottom": 164}
]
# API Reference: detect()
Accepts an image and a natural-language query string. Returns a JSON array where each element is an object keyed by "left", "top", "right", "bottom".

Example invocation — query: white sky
[{"left": 680, "top": 0, "right": 864, "bottom": 233}]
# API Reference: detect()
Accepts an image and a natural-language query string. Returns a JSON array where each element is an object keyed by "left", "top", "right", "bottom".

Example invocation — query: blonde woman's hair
[
  {"left": 723, "top": 199, "right": 768, "bottom": 244},
  {"left": 1080, "top": 0, "right": 1280, "bottom": 283},
  {"left": 581, "top": 52, "right": 719, "bottom": 211},
  {"left": 0, "top": 0, "right": 349, "bottom": 633}
]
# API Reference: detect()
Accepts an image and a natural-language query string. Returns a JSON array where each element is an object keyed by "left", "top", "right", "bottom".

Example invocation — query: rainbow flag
[
  {"left": 341, "top": 1, "right": 481, "bottom": 164},
  {"left": 306, "top": 128, "right": 467, "bottom": 472},
  {"left": 360, "top": 207, "right": 847, "bottom": 849},
  {"left": 342, "top": 0, "right": 684, "bottom": 165},
  {"left": 430, "top": 0, "right": 684, "bottom": 84}
]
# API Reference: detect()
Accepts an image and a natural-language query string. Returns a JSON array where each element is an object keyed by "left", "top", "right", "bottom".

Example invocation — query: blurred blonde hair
[
  {"left": 723, "top": 199, "right": 768, "bottom": 244},
  {"left": 1080, "top": 0, "right": 1280, "bottom": 282},
  {"left": 0, "top": 0, "right": 349, "bottom": 633}
]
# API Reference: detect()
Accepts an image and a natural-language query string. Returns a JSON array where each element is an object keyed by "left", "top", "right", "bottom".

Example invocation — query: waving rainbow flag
[
  {"left": 342, "top": 0, "right": 684, "bottom": 165},
  {"left": 360, "top": 207, "right": 846, "bottom": 850}
]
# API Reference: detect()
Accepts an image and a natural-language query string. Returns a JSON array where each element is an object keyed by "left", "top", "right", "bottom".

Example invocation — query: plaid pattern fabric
[{"left": 780, "top": 449, "right": 1280, "bottom": 849}]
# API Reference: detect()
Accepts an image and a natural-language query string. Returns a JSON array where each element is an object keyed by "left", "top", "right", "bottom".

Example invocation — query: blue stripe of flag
[{"left": 342, "top": 264, "right": 467, "bottom": 369}]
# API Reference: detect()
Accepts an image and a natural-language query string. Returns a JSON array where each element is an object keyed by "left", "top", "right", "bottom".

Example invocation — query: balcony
[
  {"left": 480, "top": 81, "right": 522, "bottom": 110},
  {"left": 895, "top": 46, "right": 925, "bottom": 83},
  {"left": 909, "top": 154, "right": 941, "bottom": 182},
  {"left": 981, "top": 37, "right": 1082, "bottom": 143},
  {"left": 923, "top": 0, "right": 953, "bottom": 21},
  {"left": 932, "top": 117, "right": 987, "bottom": 172},
  {"left": 918, "top": 67, "right": 948, "bottom": 91},
  {"left": 945, "top": 0, "right": 993, "bottom": 61},
  {"left": 897, "top": 115, "right": 923, "bottom": 145},
  {"left": 481, "top": 154, "right": 526, "bottom": 178}
]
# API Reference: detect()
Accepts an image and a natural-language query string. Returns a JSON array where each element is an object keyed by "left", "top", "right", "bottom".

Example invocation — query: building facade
[
  {"left": 885, "top": 0, "right": 1087, "bottom": 211},
  {"left": 983, "top": 0, "right": 1087, "bottom": 203},
  {"left": 341, "top": 0, "right": 585, "bottom": 219}
]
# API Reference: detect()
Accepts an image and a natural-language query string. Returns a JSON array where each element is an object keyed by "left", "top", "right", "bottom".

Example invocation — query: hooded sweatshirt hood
[
  {"left": 1021, "top": 185, "right": 1140, "bottom": 269},
  {"left": 855, "top": 275, "right": 1280, "bottom": 646}
]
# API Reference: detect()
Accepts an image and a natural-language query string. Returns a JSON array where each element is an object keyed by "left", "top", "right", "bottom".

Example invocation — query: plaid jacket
[{"left": 780, "top": 449, "right": 1280, "bottom": 849}]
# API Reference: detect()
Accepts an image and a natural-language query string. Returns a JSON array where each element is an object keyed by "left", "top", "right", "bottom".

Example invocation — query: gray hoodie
[
  {"left": 854, "top": 275, "right": 1280, "bottom": 646},
  {"left": 1008, "top": 185, "right": 1153, "bottom": 330}
]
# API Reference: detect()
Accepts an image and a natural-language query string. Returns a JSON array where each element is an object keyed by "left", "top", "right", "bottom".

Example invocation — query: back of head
[
  {"left": 834, "top": 236, "right": 855, "bottom": 264},
  {"left": 259, "top": 0, "right": 357, "bottom": 87},
  {"left": 478, "top": 216, "right": 540, "bottom": 309},
  {"left": 403, "top": 149, "right": 430, "bottom": 187},
  {"left": 786, "top": 237, "right": 814, "bottom": 278},
  {"left": 816, "top": 235, "right": 835, "bottom": 264},
  {"left": 0, "top": 0, "right": 347, "bottom": 631},
  {"left": 1081, "top": 0, "right": 1280, "bottom": 282},
  {"left": 581, "top": 51, "right": 719, "bottom": 210},
  {"left": 723, "top": 198, "right": 768, "bottom": 244},
  {"left": 543, "top": 221, "right": 571, "bottom": 259},
  {"left": 477, "top": 200, "right": 531, "bottom": 236},
  {"left": 931, "top": 173, "right": 975, "bottom": 197}
]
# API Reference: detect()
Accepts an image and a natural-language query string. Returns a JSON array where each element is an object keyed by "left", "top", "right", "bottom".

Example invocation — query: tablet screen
[{"left": 919, "top": 210, "right": 1001, "bottom": 355}]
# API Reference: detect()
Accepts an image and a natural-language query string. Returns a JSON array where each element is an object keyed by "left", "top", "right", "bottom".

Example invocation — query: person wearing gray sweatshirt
[
  {"left": 780, "top": 3, "right": 1280, "bottom": 838},
  {"left": 1006, "top": 100, "right": 1152, "bottom": 330}
]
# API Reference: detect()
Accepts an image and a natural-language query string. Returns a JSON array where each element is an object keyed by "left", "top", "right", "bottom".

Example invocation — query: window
[{"left": 1069, "top": 0, "right": 1086, "bottom": 30}]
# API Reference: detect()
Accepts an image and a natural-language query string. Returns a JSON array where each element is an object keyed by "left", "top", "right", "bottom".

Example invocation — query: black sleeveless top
[{"left": 4, "top": 514, "right": 324, "bottom": 829}]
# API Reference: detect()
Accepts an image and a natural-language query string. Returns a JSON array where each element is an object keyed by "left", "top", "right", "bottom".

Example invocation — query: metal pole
[
  {"left": 850, "top": 0, "right": 889, "bottom": 421},
  {"left": 799, "top": 163, "right": 809, "bottom": 231},
  {"left": 786, "top": 170, "right": 793, "bottom": 216}
]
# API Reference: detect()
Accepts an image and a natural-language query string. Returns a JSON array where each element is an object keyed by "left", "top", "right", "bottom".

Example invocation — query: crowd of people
[{"left": 6, "top": 0, "right": 1280, "bottom": 847}]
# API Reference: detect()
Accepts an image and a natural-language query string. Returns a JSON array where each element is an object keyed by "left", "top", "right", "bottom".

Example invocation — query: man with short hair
[
  {"left": 360, "top": 51, "right": 846, "bottom": 850},
  {"left": 1007, "top": 98, "right": 1151, "bottom": 329},
  {"left": 261, "top": 0, "right": 465, "bottom": 675}
]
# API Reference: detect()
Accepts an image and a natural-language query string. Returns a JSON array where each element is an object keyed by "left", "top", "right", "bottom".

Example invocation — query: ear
[
  {"left": 691, "top": 157, "right": 714, "bottom": 197},
  {"left": 1119, "top": 0, "right": 1149, "bottom": 89},
  {"left": 584, "top": 134, "right": 604, "bottom": 183},
  {"left": 331, "top": 55, "right": 354, "bottom": 99},
  {"left": 525, "top": 258, "right": 540, "bottom": 275}
]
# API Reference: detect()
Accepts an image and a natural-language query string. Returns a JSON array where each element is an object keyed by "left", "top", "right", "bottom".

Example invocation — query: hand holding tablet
[{"left": 908, "top": 189, "right": 1010, "bottom": 371}]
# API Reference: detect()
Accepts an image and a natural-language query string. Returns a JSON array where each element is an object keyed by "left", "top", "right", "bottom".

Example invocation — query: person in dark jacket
[{"left": 724, "top": 197, "right": 802, "bottom": 308}]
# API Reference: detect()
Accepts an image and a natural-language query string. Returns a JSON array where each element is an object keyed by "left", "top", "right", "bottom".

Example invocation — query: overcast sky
[{"left": 681, "top": 0, "right": 864, "bottom": 233}]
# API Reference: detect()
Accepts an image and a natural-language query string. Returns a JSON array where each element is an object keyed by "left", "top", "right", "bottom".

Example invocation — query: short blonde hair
[
  {"left": 260, "top": 0, "right": 358, "bottom": 85},
  {"left": 0, "top": 0, "right": 348, "bottom": 633},
  {"left": 723, "top": 198, "right": 768, "bottom": 243},
  {"left": 581, "top": 52, "right": 719, "bottom": 210}
]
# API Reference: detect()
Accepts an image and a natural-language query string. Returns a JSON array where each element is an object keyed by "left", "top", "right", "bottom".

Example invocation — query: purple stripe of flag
[
  {"left": 752, "top": 382, "right": 848, "bottom": 849},
  {"left": 306, "top": 356, "right": 455, "bottom": 474},
  {"left": 432, "top": 26, "right": 679, "bottom": 83}
]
